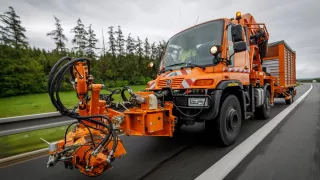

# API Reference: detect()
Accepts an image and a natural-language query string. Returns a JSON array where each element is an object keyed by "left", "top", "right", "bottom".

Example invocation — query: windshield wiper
[
  {"left": 158, "top": 62, "right": 205, "bottom": 75},
  {"left": 166, "top": 62, "right": 189, "bottom": 67},
  {"left": 158, "top": 67, "right": 172, "bottom": 74},
  {"left": 184, "top": 62, "right": 205, "bottom": 69},
  {"left": 166, "top": 62, "right": 204, "bottom": 69}
]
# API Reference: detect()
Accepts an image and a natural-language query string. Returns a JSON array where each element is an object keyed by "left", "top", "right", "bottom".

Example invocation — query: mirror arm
[{"left": 229, "top": 52, "right": 235, "bottom": 60}]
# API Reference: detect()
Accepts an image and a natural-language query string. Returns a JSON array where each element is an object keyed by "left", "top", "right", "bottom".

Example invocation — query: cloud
[{"left": 0, "top": 0, "right": 319, "bottom": 78}]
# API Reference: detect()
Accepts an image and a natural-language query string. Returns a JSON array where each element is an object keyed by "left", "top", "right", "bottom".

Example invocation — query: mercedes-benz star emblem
[{"left": 166, "top": 79, "right": 172, "bottom": 86}]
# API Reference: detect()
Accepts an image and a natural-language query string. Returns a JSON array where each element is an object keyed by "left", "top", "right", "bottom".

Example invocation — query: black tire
[
  {"left": 205, "top": 119, "right": 216, "bottom": 133},
  {"left": 254, "top": 90, "right": 271, "bottom": 120},
  {"left": 285, "top": 89, "right": 294, "bottom": 104},
  {"left": 215, "top": 95, "right": 242, "bottom": 146},
  {"left": 291, "top": 90, "right": 295, "bottom": 102}
]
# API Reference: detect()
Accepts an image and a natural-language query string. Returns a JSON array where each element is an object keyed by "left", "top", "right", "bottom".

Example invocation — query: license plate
[{"left": 188, "top": 98, "right": 208, "bottom": 107}]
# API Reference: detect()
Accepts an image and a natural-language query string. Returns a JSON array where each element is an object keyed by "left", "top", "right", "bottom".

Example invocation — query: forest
[{"left": 0, "top": 6, "right": 166, "bottom": 97}]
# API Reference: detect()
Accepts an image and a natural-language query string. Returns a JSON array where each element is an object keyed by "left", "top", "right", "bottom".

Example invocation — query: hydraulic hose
[{"left": 121, "top": 86, "right": 133, "bottom": 102}]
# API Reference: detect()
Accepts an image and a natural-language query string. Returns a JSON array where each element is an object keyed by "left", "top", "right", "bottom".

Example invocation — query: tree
[
  {"left": 101, "top": 29, "right": 106, "bottom": 57},
  {"left": 136, "top": 36, "right": 143, "bottom": 58},
  {"left": 156, "top": 40, "right": 166, "bottom": 59},
  {"left": 0, "top": 6, "right": 28, "bottom": 49},
  {"left": 115, "top": 25, "right": 125, "bottom": 56},
  {"left": 144, "top": 38, "right": 150, "bottom": 59},
  {"left": 86, "top": 24, "right": 98, "bottom": 58},
  {"left": 126, "top": 33, "right": 135, "bottom": 55},
  {"left": 107, "top": 26, "right": 116, "bottom": 57},
  {"left": 70, "top": 18, "right": 88, "bottom": 56},
  {"left": 150, "top": 42, "right": 157, "bottom": 60},
  {"left": 46, "top": 16, "right": 68, "bottom": 53}
]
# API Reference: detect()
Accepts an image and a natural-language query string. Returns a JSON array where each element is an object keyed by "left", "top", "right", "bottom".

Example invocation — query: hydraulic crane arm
[{"left": 241, "top": 13, "right": 269, "bottom": 59}]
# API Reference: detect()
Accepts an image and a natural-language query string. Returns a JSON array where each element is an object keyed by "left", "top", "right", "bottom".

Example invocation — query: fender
[
  {"left": 217, "top": 80, "right": 246, "bottom": 121},
  {"left": 200, "top": 80, "right": 246, "bottom": 121},
  {"left": 216, "top": 80, "right": 244, "bottom": 90}
]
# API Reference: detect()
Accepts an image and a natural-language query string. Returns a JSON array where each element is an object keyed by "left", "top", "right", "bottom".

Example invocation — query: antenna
[
  {"left": 195, "top": 16, "right": 199, "bottom": 25},
  {"left": 179, "top": 8, "right": 182, "bottom": 30}
]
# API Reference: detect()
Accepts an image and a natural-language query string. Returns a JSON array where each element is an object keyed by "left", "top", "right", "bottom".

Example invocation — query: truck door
[
  {"left": 227, "top": 24, "right": 250, "bottom": 84},
  {"left": 227, "top": 25, "right": 250, "bottom": 69}
]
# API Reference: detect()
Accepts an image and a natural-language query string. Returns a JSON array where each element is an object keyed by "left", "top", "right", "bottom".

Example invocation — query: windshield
[{"left": 160, "top": 20, "right": 224, "bottom": 69}]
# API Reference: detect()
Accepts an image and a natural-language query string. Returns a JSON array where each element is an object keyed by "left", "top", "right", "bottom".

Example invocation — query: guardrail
[
  {"left": 0, "top": 112, "right": 61, "bottom": 123},
  {"left": 0, "top": 112, "right": 77, "bottom": 137}
]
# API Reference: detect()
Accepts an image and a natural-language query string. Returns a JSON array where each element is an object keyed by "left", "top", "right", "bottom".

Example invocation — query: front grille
[{"left": 158, "top": 78, "right": 184, "bottom": 88}]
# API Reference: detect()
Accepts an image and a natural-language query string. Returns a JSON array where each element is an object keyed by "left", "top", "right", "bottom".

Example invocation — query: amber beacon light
[{"left": 236, "top": 11, "right": 242, "bottom": 21}]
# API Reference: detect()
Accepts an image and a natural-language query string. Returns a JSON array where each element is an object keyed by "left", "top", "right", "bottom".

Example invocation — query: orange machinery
[{"left": 44, "top": 12, "right": 296, "bottom": 177}]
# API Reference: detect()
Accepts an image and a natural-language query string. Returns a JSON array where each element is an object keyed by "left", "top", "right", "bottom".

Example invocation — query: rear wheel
[
  {"left": 254, "top": 90, "right": 271, "bottom": 120},
  {"left": 215, "top": 95, "right": 242, "bottom": 146},
  {"left": 285, "top": 89, "right": 294, "bottom": 104}
]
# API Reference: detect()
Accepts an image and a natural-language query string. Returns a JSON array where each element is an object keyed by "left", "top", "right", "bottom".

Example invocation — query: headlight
[
  {"left": 188, "top": 98, "right": 209, "bottom": 107},
  {"left": 210, "top": 46, "right": 218, "bottom": 55}
]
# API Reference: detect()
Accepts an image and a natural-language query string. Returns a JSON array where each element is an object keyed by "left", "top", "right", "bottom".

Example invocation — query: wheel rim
[{"left": 226, "top": 109, "right": 239, "bottom": 132}]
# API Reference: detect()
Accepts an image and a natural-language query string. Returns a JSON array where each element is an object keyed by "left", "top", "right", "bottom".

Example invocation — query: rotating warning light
[{"left": 236, "top": 11, "right": 242, "bottom": 21}]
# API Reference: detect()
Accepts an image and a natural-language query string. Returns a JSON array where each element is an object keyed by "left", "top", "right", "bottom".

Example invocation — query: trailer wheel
[
  {"left": 285, "top": 89, "right": 294, "bottom": 104},
  {"left": 254, "top": 90, "right": 271, "bottom": 120},
  {"left": 216, "top": 95, "right": 242, "bottom": 146}
]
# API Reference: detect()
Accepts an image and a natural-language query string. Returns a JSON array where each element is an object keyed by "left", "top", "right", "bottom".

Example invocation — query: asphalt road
[
  {"left": 0, "top": 84, "right": 313, "bottom": 180},
  {"left": 225, "top": 83, "right": 320, "bottom": 180}
]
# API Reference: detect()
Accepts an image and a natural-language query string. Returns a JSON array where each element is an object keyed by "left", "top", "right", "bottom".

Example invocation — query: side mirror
[
  {"left": 232, "top": 24, "right": 244, "bottom": 42},
  {"left": 234, "top": 41, "right": 247, "bottom": 52}
]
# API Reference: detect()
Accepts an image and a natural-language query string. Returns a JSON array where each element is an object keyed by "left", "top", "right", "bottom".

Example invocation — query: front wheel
[{"left": 216, "top": 95, "right": 242, "bottom": 146}]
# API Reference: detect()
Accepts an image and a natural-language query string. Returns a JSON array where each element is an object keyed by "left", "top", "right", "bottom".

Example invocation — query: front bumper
[{"left": 172, "top": 90, "right": 223, "bottom": 120}]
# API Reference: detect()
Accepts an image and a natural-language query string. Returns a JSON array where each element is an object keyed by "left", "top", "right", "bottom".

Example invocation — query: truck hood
[{"left": 147, "top": 67, "right": 212, "bottom": 90}]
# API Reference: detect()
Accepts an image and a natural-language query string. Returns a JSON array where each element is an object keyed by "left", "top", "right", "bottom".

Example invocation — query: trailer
[{"left": 263, "top": 40, "right": 296, "bottom": 104}]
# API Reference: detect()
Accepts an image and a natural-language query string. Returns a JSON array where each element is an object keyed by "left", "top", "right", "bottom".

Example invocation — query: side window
[
  {"left": 243, "top": 26, "right": 250, "bottom": 52},
  {"left": 227, "top": 25, "right": 235, "bottom": 66}
]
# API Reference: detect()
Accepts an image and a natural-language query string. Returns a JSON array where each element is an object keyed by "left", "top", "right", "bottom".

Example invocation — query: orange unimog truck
[
  {"left": 45, "top": 12, "right": 297, "bottom": 176},
  {"left": 146, "top": 12, "right": 296, "bottom": 146}
]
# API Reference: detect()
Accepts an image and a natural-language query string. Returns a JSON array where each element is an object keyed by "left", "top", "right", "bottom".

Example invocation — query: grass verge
[
  {"left": 0, "top": 126, "right": 68, "bottom": 159},
  {"left": 0, "top": 85, "right": 146, "bottom": 118}
]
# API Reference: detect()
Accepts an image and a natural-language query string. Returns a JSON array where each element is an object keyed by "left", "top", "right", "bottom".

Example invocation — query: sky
[{"left": 0, "top": 0, "right": 319, "bottom": 78}]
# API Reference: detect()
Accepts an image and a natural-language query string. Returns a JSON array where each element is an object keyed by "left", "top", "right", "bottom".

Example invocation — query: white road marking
[{"left": 196, "top": 84, "right": 313, "bottom": 180}]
